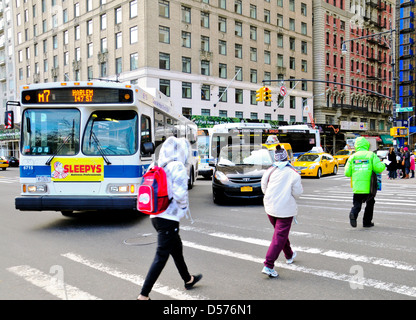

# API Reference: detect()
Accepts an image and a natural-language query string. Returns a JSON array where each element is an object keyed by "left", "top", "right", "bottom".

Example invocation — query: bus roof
[{"left": 212, "top": 122, "right": 271, "bottom": 133}]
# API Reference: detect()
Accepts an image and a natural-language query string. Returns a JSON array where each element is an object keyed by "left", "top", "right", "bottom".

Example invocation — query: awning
[{"left": 380, "top": 134, "right": 393, "bottom": 145}]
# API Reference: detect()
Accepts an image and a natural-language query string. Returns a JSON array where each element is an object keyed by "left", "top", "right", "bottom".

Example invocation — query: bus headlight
[
  {"left": 108, "top": 184, "right": 135, "bottom": 194},
  {"left": 25, "top": 184, "right": 48, "bottom": 193}
]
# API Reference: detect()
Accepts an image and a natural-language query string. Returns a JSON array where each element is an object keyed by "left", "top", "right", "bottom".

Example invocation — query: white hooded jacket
[
  {"left": 261, "top": 162, "right": 303, "bottom": 218},
  {"left": 151, "top": 136, "right": 190, "bottom": 222}
]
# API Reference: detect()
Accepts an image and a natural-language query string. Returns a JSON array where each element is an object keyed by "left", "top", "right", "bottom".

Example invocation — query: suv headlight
[{"left": 214, "top": 171, "right": 229, "bottom": 183}]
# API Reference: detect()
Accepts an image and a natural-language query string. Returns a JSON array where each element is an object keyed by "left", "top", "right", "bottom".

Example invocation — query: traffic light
[
  {"left": 390, "top": 127, "right": 408, "bottom": 137},
  {"left": 256, "top": 87, "right": 265, "bottom": 102},
  {"left": 264, "top": 87, "right": 272, "bottom": 102}
]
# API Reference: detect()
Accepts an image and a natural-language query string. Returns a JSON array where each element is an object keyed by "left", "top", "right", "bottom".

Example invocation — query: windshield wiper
[
  {"left": 90, "top": 131, "right": 112, "bottom": 165},
  {"left": 45, "top": 132, "right": 74, "bottom": 166}
]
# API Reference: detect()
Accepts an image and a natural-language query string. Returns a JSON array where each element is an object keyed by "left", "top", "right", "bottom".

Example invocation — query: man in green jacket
[{"left": 345, "top": 137, "right": 386, "bottom": 228}]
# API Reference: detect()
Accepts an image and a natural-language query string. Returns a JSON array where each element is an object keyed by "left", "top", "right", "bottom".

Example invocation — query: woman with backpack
[{"left": 137, "top": 137, "right": 202, "bottom": 300}]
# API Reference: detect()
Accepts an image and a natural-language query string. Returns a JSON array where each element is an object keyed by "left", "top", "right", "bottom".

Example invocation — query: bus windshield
[
  {"left": 21, "top": 109, "right": 80, "bottom": 156},
  {"left": 82, "top": 110, "right": 138, "bottom": 156}
]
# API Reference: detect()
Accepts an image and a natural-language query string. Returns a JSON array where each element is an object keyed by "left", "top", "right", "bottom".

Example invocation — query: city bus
[
  {"left": 210, "top": 122, "right": 320, "bottom": 160},
  {"left": 14, "top": 81, "right": 198, "bottom": 215}
]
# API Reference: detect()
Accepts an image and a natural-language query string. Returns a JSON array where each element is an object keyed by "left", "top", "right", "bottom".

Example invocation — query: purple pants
[{"left": 264, "top": 215, "right": 294, "bottom": 269}]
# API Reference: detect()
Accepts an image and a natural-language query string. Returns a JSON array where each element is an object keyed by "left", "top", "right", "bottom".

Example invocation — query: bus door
[{"left": 139, "top": 105, "right": 154, "bottom": 165}]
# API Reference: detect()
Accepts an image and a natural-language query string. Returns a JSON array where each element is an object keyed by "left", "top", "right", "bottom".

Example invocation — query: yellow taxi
[
  {"left": 262, "top": 136, "right": 294, "bottom": 163},
  {"left": 293, "top": 152, "right": 339, "bottom": 178},
  {"left": 0, "top": 156, "right": 9, "bottom": 170},
  {"left": 333, "top": 149, "right": 355, "bottom": 166}
]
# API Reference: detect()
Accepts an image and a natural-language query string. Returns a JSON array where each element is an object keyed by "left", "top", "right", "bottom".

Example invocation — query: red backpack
[{"left": 137, "top": 166, "right": 170, "bottom": 214}]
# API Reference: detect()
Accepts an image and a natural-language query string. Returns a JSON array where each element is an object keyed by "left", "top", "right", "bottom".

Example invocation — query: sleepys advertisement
[{"left": 51, "top": 158, "right": 104, "bottom": 181}]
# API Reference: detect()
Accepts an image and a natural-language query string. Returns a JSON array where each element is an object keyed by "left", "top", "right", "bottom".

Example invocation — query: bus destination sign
[{"left": 22, "top": 87, "right": 134, "bottom": 105}]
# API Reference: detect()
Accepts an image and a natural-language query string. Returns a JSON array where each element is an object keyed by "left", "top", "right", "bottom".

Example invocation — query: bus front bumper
[{"left": 15, "top": 195, "right": 137, "bottom": 212}]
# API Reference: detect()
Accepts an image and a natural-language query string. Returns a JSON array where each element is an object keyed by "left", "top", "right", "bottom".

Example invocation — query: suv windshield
[
  {"left": 82, "top": 110, "right": 138, "bottom": 156},
  {"left": 21, "top": 109, "right": 80, "bottom": 156},
  {"left": 218, "top": 146, "right": 273, "bottom": 166}
]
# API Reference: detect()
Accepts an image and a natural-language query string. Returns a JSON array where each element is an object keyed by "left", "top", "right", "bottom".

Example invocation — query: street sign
[
  {"left": 279, "top": 86, "right": 287, "bottom": 96},
  {"left": 396, "top": 107, "right": 414, "bottom": 112}
]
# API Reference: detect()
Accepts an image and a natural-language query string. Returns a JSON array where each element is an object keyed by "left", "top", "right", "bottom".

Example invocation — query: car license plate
[{"left": 241, "top": 186, "right": 253, "bottom": 192}]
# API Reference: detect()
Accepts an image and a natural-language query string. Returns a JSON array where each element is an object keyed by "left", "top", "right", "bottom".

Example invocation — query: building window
[
  {"left": 160, "top": 79, "right": 170, "bottom": 97},
  {"left": 100, "top": 14, "right": 107, "bottom": 30},
  {"left": 219, "top": 87, "right": 227, "bottom": 102},
  {"left": 264, "top": 30, "right": 271, "bottom": 44},
  {"left": 235, "top": 89, "right": 243, "bottom": 104},
  {"left": 181, "top": 6, "right": 191, "bottom": 23},
  {"left": 182, "top": 107, "right": 192, "bottom": 118},
  {"left": 115, "top": 57, "right": 122, "bottom": 74},
  {"left": 218, "top": 17, "right": 226, "bottom": 32},
  {"left": 201, "top": 84, "right": 210, "bottom": 100},
  {"left": 130, "top": 53, "right": 138, "bottom": 70},
  {"left": 250, "top": 26, "right": 257, "bottom": 40},
  {"left": 182, "top": 82, "right": 192, "bottom": 99},
  {"left": 201, "top": 60, "right": 210, "bottom": 75},
  {"left": 159, "top": 26, "right": 170, "bottom": 43},
  {"left": 201, "top": 12, "right": 209, "bottom": 28},
  {"left": 159, "top": 0, "right": 169, "bottom": 18},
  {"left": 182, "top": 57, "right": 191, "bottom": 73},
  {"left": 219, "top": 40, "right": 227, "bottom": 55},
  {"left": 235, "top": 44, "right": 242, "bottom": 58},
  {"left": 250, "top": 47, "right": 257, "bottom": 62},
  {"left": 219, "top": 63, "right": 227, "bottom": 78},
  {"left": 235, "top": 21, "right": 242, "bottom": 37},
  {"left": 130, "top": 26, "right": 138, "bottom": 44},
  {"left": 115, "top": 7, "right": 122, "bottom": 24},
  {"left": 182, "top": 31, "right": 191, "bottom": 47},
  {"left": 250, "top": 69, "right": 257, "bottom": 83},
  {"left": 159, "top": 52, "right": 170, "bottom": 70},
  {"left": 235, "top": 0, "right": 242, "bottom": 14},
  {"left": 130, "top": 0, "right": 138, "bottom": 18},
  {"left": 201, "top": 109, "right": 210, "bottom": 116}
]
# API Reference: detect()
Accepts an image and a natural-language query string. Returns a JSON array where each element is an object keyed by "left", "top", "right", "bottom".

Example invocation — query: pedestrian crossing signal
[
  {"left": 264, "top": 87, "right": 272, "bottom": 102},
  {"left": 256, "top": 87, "right": 265, "bottom": 102}
]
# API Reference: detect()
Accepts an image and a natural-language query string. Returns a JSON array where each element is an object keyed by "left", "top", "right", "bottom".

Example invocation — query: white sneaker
[
  {"left": 262, "top": 266, "right": 279, "bottom": 278},
  {"left": 286, "top": 251, "right": 297, "bottom": 264}
]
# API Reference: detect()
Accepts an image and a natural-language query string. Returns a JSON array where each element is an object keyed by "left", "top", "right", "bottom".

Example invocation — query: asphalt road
[{"left": 0, "top": 166, "right": 415, "bottom": 301}]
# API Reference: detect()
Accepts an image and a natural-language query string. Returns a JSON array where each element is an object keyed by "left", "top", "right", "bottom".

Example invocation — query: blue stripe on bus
[{"left": 20, "top": 165, "right": 150, "bottom": 179}]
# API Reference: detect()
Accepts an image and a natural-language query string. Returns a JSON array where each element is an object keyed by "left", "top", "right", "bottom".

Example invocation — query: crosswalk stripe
[
  {"left": 182, "top": 240, "right": 416, "bottom": 298},
  {"left": 7, "top": 265, "right": 100, "bottom": 300},
  {"left": 181, "top": 226, "right": 415, "bottom": 271},
  {"left": 62, "top": 252, "right": 207, "bottom": 300}
]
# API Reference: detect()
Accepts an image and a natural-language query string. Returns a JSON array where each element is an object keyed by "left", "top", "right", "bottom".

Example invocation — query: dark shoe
[
  {"left": 363, "top": 222, "right": 374, "bottom": 228},
  {"left": 349, "top": 213, "right": 357, "bottom": 228},
  {"left": 185, "top": 274, "right": 202, "bottom": 290}
]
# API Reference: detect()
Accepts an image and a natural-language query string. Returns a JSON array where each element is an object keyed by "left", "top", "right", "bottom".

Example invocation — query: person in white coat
[
  {"left": 138, "top": 137, "right": 202, "bottom": 300},
  {"left": 260, "top": 146, "right": 303, "bottom": 278}
]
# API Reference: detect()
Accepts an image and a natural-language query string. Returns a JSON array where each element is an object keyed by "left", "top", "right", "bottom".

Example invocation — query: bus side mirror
[{"left": 141, "top": 142, "right": 155, "bottom": 155}]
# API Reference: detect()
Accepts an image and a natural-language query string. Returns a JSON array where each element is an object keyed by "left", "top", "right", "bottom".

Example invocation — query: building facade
[
  {"left": 0, "top": 0, "right": 19, "bottom": 157},
  {"left": 313, "top": 0, "right": 396, "bottom": 152},
  {"left": 398, "top": 0, "right": 416, "bottom": 148},
  {"left": 11, "top": 0, "right": 314, "bottom": 125}
]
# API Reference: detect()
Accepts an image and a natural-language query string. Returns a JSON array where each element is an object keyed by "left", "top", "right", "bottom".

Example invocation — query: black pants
[
  {"left": 140, "top": 218, "right": 191, "bottom": 297},
  {"left": 350, "top": 194, "right": 375, "bottom": 226}
]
